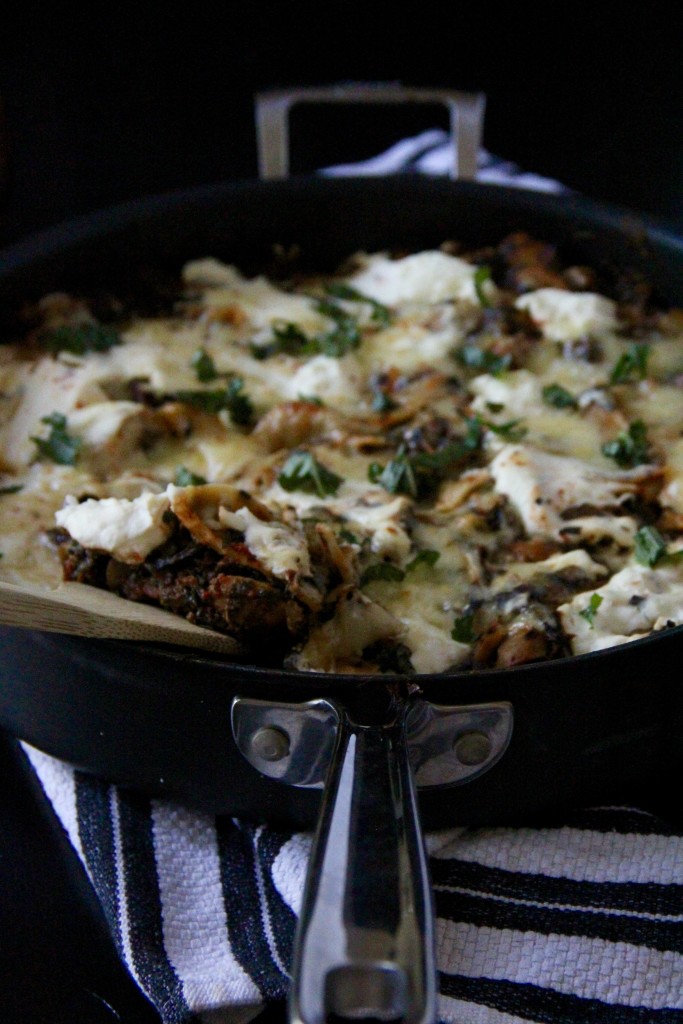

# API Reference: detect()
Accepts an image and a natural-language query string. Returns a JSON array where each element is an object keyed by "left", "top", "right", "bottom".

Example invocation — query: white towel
[{"left": 23, "top": 742, "right": 683, "bottom": 1024}]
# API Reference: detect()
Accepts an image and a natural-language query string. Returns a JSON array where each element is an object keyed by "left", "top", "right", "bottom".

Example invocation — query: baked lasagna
[{"left": 1, "top": 232, "right": 683, "bottom": 673}]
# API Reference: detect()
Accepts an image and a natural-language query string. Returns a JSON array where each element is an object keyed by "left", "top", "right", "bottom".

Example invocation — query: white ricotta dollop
[
  {"left": 349, "top": 251, "right": 480, "bottom": 306},
  {"left": 55, "top": 490, "right": 172, "bottom": 563},
  {"left": 515, "top": 288, "right": 618, "bottom": 341},
  {"left": 558, "top": 561, "right": 683, "bottom": 655}
]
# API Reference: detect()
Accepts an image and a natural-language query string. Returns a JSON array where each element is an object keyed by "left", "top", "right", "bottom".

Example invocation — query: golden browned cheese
[{"left": 1, "top": 236, "right": 683, "bottom": 673}]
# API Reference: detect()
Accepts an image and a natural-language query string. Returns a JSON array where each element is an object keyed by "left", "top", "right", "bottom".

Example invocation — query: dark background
[{"left": 0, "top": 5, "right": 681, "bottom": 247}]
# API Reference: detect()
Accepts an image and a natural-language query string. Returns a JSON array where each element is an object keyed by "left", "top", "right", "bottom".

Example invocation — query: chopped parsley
[
  {"left": 360, "top": 562, "right": 405, "bottom": 586},
  {"left": 368, "top": 452, "right": 419, "bottom": 497},
  {"left": 634, "top": 525, "right": 668, "bottom": 567},
  {"left": 255, "top": 298, "right": 362, "bottom": 360},
  {"left": 0, "top": 484, "right": 23, "bottom": 495},
  {"left": 38, "top": 322, "right": 122, "bottom": 355},
  {"left": 610, "top": 343, "right": 650, "bottom": 385},
  {"left": 278, "top": 451, "right": 343, "bottom": 498},
  {"left": 174, "top": 467, "right": 207, "bottom": 486},
  {"left": 542, "top": 383, "right": 578, "bottom": 409},
  {"left": 312, "top": 299, "right": 362, "bottom": 356},
  {"left": 579, "top": 592, "right": 603, "bottom": 628},
  {"left": 176, "top": 377, "right": 254, "bottom": 426},
  {"left": 31, "top": 412, "right": 81, "bottom": 465},
  {"left": 451, "top": 613, "right": 475, "bottom": 643},
  {"left": 456, "top": 345, "right": 511, "bottom": 376},
  {"left": 368, "top": 418, "right": 482, "bottom": 499},
  {"left": 601, "top": 420, "right": 650, "bottom": 468},
  {"left": 479, "top": 416, "right": 528, "bottom": 441},
  {"left": 474, "top": 265, "right": 493, "bottom": 308},
  {"left": 222, "top": 377, "right": 255, "bottom": 426},
  {"left": 405, "top": 550, "right": 440, "bottom": 572},
  {"left": 191, "top": 349, "right": 218, "bottom": 382},
  {"left": 324, "top": 282, "right": 392, "bottom": 326}
]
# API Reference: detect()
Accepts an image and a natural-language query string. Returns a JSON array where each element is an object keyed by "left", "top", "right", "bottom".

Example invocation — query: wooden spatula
[{"left": 0, "top": 579, "right": 242, "bottom": 655}]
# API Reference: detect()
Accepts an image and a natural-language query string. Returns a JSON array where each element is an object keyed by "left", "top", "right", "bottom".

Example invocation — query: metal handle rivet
[
  {"left": 454, "top": 731, "right": 492, "bottom": 766},
  {"left": 250, "top": 726, "right": 291, "bottom": 762}
]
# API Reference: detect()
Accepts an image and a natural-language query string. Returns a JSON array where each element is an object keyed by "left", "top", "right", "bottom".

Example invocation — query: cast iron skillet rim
[
  {"left": 2, "top": 173, "right": 683, "bottom": 694},
  {"left": 2, "top": 174, "right": 683, "bottom": 272},
  {"left": 55, "top": 618, "right": 683, "bottom": 692}
]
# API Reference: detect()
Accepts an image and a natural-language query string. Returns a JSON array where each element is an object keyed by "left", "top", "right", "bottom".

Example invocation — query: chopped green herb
[
  {"left": 38, "top": 322, "right": 121, "bottom": 355},
  {"left": 579, "top": 592, "right": 603, "bottom": 628},
  {"left": 278, "top": 451, "right": 343, "bottom": 498},
  {"left": 479, "top": 416, "right": 528, "bottom": 441},
  {"left": 31, "top": 412, "right": 81, "bottom": 465},
  {"left": 191, "top": 348, "right": 218, "bottom": 382},
  {"left": 223, "top": 377, "right": 254, "bottom": 426},
  {"left": 0, "top": 484, "right": 23, "bottom": 495},
  {"left": 325, "top": 282, "right": 392, "bottom": 326},
  {"left": 255, "top": 300, "right": 362, "bottom": 360},
  {"left": 610, "top": 343, "right": 650, "bottom": 385},
  {"left": 451, "top": 613, "right": 475, "bottom": 643},
  {"left": 405, "top": 550, "right": 440, "bottom": 572},
  {"left": 542, "top": 383, "right": 578, "bottom": 409},
  {"left": 369, "top": 452, "right": 419, "bottom": 497},
  {"left": 176, "top": 377, "right": 254, "bottom": 426},
  {"left": 271, "top": 321, "right": 312, "bottom": 356},
  {"left": 174, "top": 467, "right": 207, "bottom": 486},
  {"left": 474, "top": 265, "right": 493, "bottom": 308},
  {"left": 485, "top": 402, "right": 505, "bottom": 414},
  {"left": 634, "top": 525, "right": 668, "bottom": 567},
  {"left": 360, "top": 562, "right": 406, "bottom": 586},
  {"left": 339, "top": 528, "right": 359, "bottom": 544},
  {"left": 369, "top": 418, "right": 482, "bottom": 499},
  {"left": 601, "top": 419, "right": 650, "bottom": 468},
  {"left": 456, "top": 345, "right": 511, "bottom": 376},
  {"left": 313, "top": 299, "right": 362, "bottom": 357}
]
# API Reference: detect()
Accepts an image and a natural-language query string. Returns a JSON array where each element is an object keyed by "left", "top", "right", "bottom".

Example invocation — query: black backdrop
[{"left": 0, "top": 6, "right": 681, "bottom": 244}]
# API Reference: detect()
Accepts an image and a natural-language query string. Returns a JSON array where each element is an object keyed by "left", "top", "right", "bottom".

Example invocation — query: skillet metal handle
[
  {"left": 288, "top": 701, "right": 435, "bottom": 1024},
  {"left": 255, "top": 82, "right": 486, "bottom": 181}
]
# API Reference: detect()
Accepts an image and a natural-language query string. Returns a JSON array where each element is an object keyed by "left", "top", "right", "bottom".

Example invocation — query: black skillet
[{"left": 1, "top": 95, "right": 682, "bottom": 1024}]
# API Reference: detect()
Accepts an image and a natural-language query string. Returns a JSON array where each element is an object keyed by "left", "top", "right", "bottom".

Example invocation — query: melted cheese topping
[
  {"left": 1, "top": 237, "right": 682, "bottom": 674},
  {"left": 489, "top": 444, "right": 650, "bottom": 537}
]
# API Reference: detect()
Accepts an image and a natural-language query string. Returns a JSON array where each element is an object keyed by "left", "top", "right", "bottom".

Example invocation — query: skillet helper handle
[
  {"left": 255, "top": 82, "right": 486, "bottom": 181},
  {"left": 289, "top": 702, "right": 436, "bottom": 1024}
]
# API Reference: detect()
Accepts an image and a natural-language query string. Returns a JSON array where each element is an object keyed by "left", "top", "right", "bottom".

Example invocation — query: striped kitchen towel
[
  {"left": 23, "top": 742, "right": 683, "bottom": 1024},
  {"left": 319, "top": 127, "right": 568, "bottom": 194}
]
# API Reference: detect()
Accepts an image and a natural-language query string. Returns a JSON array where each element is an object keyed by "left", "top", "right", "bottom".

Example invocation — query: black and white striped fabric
[
  {"left": 23, "top": 742, "right": 683, "bottom": 1024},
  {"left": 319, "top": 127, "right": 568, "bottom": 194},
  {"left": 20, "top": 136, "right": 683, "bottom": 1023}
]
